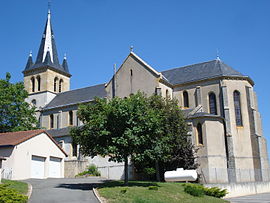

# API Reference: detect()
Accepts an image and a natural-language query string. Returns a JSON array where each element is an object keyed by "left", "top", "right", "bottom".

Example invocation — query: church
[{"left": 22, "top": 10, "right": 270, "bottom": 183}]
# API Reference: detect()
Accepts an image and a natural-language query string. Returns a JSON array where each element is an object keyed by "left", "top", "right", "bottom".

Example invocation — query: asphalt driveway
[{"left": 26, "top": 177, "right": 104, "bottom": 203}]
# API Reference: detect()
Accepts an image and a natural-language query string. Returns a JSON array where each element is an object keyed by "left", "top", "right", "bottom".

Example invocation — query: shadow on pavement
[
  {"left": 55, "top": 180, "right": 159, "bottom": 191},
  {"left": 56, "top": 182, "right": 103, "bottom": 191}
]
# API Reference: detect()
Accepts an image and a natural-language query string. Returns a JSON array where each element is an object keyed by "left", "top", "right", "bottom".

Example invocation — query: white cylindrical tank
[{"left": 164, "top": 168, "right": 197, "bottom": 182}]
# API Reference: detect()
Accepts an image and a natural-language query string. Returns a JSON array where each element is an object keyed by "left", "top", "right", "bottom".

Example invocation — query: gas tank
[{"left": 164, "top": 168, "right": 197, "bottom": 182}]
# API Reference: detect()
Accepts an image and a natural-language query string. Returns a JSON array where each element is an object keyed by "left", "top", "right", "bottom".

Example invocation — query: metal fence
[
  {"left": 2, "top": 168, "right": 12, "bottom": 180},
  {"left": 199, "top": 168, "right": 270, "bottom": 184}
]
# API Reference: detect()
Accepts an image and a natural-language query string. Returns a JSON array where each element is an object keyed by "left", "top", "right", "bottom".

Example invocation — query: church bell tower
[{"left": 22, "top": 9, "right": 71, "bottom": 109}]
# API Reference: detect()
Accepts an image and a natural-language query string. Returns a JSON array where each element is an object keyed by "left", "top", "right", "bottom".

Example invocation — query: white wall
[
  {"left": 205, "top": 182, "right": 270, "bottom": 198},
  {"left": 88, "top": 155, "right": 133, "bottom": 180},
  {"left": 0, "top": 132, "right": 66, "bottom": 180}
]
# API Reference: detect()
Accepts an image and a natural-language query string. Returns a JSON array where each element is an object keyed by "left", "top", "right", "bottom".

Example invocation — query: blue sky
[{"left": 1, "top": 0, "right": 270, "bottom": 153}]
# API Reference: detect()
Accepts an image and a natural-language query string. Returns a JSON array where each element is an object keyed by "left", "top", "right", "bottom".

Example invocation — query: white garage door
[
  {"left": 31, "top": 156, "right": 45, "bottom": 179},
  {"left": 49, "top": 157, "right": 62, "bottom": 178}
]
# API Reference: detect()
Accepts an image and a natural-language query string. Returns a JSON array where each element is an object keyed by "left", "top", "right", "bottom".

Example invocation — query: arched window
[
  {"left": 130, "top": 69, "right": 133, "bottom": 77},
  {"left": 37, "top": 76, "right": 41, "bottom": 91},
  {"left": 59, "top": 79, "right": 63, "bottom": 93},
  {"left": 183, "top": 91, "right": 189, "bottom": 108},
  {"left": 54, "top": 77, "right": 58, "bottom": 92},
  {"left": 31, "top": 77, "right": 35, "bottom": 92},
  {"left": 31, "top": 99, "right": 36, "bottom": 106},
  {"left": 50, "top": 114, "right": 54, "bottom": 129},
  {"left": 69, "top": 111, "right": 73, "bottom": 126},
  {"left": 165, "top": 89, "right": 169, "bottom": 98},
  {"left": 197, "top": 123, "right": 203, "bottom": 145},
  {"left": 72, "top": 141, "right": 77, "bottom": 157},
  {"left": 209, "top": 92, "right": 217, "bottom": 115},
  {"left": 234, "top": 90, "right": 243, "bottom": 126}
]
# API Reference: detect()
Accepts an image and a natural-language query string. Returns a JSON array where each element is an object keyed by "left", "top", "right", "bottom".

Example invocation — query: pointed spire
[
  {"left": 35, "top": 9, "right": 60, "bottom": 65},
  {"left": 23, "top": 9, "right": 71, "bottom": 77},
  {"left": 62, "top": 53, "right": 69, "bottom": 73},
  {"left": 25, "top": 51, "right": 33, "bottom": 70}
]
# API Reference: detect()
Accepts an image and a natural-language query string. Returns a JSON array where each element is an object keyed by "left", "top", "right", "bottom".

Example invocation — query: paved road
[
  {"left": 26, "top": 177, "right": 103, "bottom": 203},
  {"left": 226, "top": 193, "right": 270, "bottom": 203}
]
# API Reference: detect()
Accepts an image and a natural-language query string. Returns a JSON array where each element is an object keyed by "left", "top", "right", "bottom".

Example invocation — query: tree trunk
[
  {"left": 155, "top": 160, "right": 161, "bottom": 182},
  {"left": 124, "top": 156, "right": 129, "bottom": 185}
]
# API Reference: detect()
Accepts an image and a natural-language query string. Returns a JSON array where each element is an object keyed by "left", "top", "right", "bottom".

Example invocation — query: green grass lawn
[
  {"left": 98, "top": 181, "right": 229, "bottom": 203},
  {"left": 2, "top": 179, "right": 28, "bottom": 195}
]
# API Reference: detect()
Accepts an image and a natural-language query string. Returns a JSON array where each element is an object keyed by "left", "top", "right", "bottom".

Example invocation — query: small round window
[{"left": 31, "top": 99, "right": 37, "bottom": 106}]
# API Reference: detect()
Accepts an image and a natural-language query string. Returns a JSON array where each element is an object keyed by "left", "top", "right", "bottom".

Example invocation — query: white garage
[
  {"left": 49, "top": 157, "right": 62, "bottom": 178},
  {"left": 0, "top": 130, "right": 67, "bottom": 180},
  {"left": 31, "top": 155, "right": 46, "bottom": 179}
]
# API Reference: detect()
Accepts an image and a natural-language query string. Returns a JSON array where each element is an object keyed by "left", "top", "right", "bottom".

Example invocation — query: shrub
[
  {"left": 203, "top": 187, "right": 228, "bottom": 198},
  {"left": 120, "top": 188, "right": 127, "bottom": 194},
  {"left": 183, "top": 184, "right": 204, "bottom": 197},
  {"left": 183, "top": 183, "right": 228, "bottom": 198},
  {"left": 0, "top": 184, "right": 28, "bottom": 203},
  {"left": 148, "top": 186, "right": 158, "bottom": 190},
  {"left": 143, "top": 167, "right": 156, "bottom": 180},
  {"left": 87, "top": 165, "right": 101, "bottom": 176},
  {"left": 143, "top": 168, "right": 156, "bottom": 176},
  {"left": 75, "top": 164, "right": 101, "bottom": 177}
]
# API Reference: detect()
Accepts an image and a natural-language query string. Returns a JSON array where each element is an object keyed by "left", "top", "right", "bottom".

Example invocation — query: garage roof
[{"left": 0, "top": 129, "right": 67, "bottom": 156}]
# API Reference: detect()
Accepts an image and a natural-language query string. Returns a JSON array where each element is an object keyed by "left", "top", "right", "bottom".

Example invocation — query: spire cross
[
  {"left": 64, "top": 53, "right": 67, "bottom": 60},
  {"left": 216, "top": 49, "right": 220, "bottom": 60},
  {"left": 48, "top": 0, "right": 52, "bottom": 13},
  {"left": 130, "top": 46, "right": 134, "bottom": 52}
]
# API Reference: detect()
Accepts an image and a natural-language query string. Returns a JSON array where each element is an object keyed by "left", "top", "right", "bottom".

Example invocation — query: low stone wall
[
  {"left": 64, "top": 160, "right": 88, "bottom": 178},
  {"left": 97, "top": 165, "right": 133, "bottom": 180},
  {"left": 205, "top": 181, "right": 270, "bottom": 198}
]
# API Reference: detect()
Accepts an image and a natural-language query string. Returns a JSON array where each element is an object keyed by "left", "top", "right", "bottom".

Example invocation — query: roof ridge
[
  {"left": 161, "top": 59, "right": 217, "bottom": 73},
  {"left": 55, "top": 83, "right": 106, "bottom": 95},
  {"left": 0, "top": 129, "right": 44, "bottom": 135},
  {"left": 130, "top": 52, "right": 160, "bottom": 76},
  {"left": 215, "top": 59, "right": 223, "bottom": 75}
]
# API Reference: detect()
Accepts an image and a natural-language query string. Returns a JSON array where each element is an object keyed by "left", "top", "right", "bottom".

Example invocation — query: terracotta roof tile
[
  {"left": 0, "top": 129, "right": 45, "bottom": 146},
  {"left": 0, "top": 129, "right": 67, "bottom": 156}
]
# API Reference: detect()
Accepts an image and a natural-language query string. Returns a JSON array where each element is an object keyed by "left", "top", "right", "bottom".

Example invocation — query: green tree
[
  {"left": 133, "top": 95, "right": 197, "bottom": 181},
  {"left": 71, "top": 93, "right": 160, "bottom": 185},
  {"left": 71, "top": 92, "right": 196, "bottom": 184},
  {"left": 0, "top": 73, "right": 39, "bottom": 133}
]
